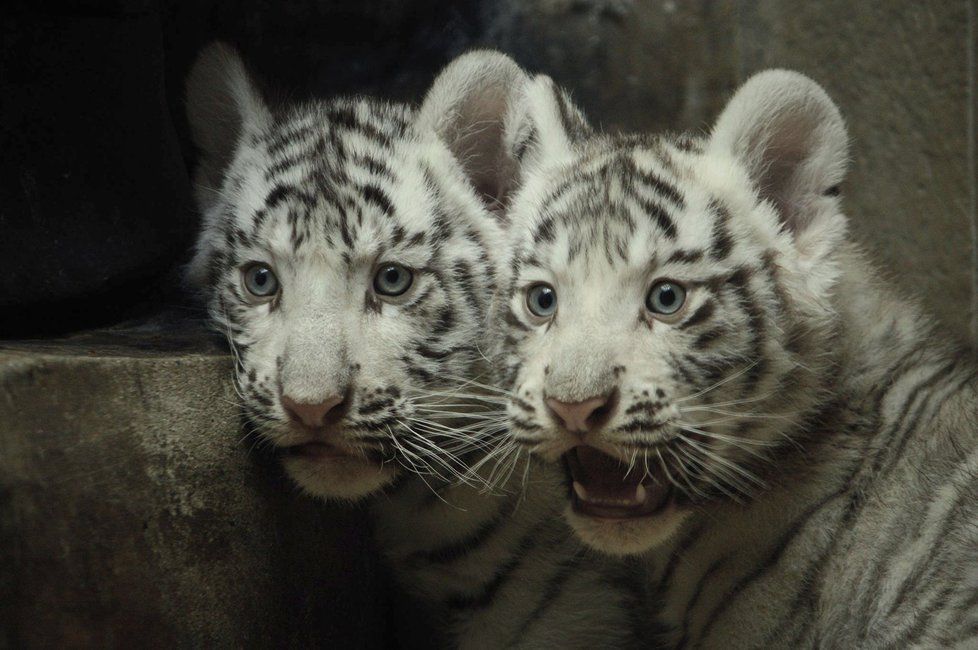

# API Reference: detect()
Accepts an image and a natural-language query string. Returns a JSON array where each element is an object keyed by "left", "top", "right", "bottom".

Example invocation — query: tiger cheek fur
[{"left": 186, "top": 44, "right": 506, "bottom": 502}]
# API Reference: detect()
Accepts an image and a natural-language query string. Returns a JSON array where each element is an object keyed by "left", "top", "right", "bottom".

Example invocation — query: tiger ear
[
  {"left": 708, "top": 69, "right": 848, "bottom": 238},
  {"left": 416, "top": 50, "right": 530, "bottom": 214},
  {"left": 505, "top": 74, "right": 590, "bottom": 173},
  {"left": 186, "top": 42, "right": 270, "bottom": 213}
]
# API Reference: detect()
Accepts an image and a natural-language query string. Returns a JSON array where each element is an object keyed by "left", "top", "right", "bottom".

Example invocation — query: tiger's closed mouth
[
  {"left": 286, "top": 441, "right": 381, "bottom": 463},
  {"left": 564, "top": 446, "right": 672, "bottom": 519}
]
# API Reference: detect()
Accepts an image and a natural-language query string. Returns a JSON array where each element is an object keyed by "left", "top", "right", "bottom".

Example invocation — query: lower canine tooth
[
  {"left": 573, "top": 481, "right": 589, "bottom": 501},
  {"left": 635, "top": 484, "right": 647, "bottom": 503}
]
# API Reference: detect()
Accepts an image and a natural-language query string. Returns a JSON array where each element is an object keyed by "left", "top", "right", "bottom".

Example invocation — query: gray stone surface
[
  {"left": 0, "top": 318, "right": 387, "bottom": 648},
  {"left": 480, "top": 0, "right": 739, "bottom": 135},
  {"left": 734, "top": 0, "right": 978, "bottom": 345}
]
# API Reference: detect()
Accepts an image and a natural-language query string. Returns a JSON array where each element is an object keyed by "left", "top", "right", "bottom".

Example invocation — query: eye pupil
[
  {"left": 243, "top": 263, "right": 279, "bottom": 298},
  {"left": 373, "top": 263, "right": 413, "bottom": 297},
  {"left": 526, "top": 283, "right": 557, "bottom": 318},
  {"left": 646, "top": 281, "right": 686, "bottom": 316}
]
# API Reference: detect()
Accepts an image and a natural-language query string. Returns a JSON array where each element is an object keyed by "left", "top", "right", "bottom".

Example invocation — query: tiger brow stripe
[
  {"left": 357, "top": 183, "right": 395, "bottom": 216},
  {"left": 632, "top": 165, "right": 686, "bottom": 210},
  {"left": 620, "top": 179, "right": 678, "bottom": 239},
  {"left": 667, "top": 249, "right": 705, "bottom": 265}
]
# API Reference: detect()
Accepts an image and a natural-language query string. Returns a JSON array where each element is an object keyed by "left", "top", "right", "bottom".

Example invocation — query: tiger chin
[
  {"left": 282, "top": 447, "right": 399, "bottom": 502},
  {"left": 564, "top": 501, "right": 691, "bottom": 556}
]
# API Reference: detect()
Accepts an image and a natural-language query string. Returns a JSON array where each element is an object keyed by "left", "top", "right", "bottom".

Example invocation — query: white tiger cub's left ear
[
  {"left": 416, "top": 50, "right": 530, "bottom": 214},
  {"left": 506, "top": 74, "right": 591, "bottom": 174},
  {"left": 709, "top": 70, "right": 849, "bottom": 256},
  {"left": 186, "top": 43, "right": 271, "bottom": 214}
]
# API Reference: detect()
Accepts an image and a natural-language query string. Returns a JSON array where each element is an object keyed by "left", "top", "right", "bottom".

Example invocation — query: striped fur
[
  {"left": 186, "top": 45, "right": 648, "bottom": 647},
  {"left": 492, "top": 69, "right": 978, "bottom": 646}
]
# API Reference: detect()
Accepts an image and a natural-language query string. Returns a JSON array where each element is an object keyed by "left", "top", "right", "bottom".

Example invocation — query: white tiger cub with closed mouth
[
  {"left": 186, "top": 45, "right": 651, "bottom": 648},
  {"left": 491, "top": 69, "right": 978, "bottom": 647}
]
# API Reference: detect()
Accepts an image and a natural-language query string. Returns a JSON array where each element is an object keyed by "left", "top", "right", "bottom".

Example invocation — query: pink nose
[
  {"left": 281, "top": 394, "right": 347, "bottom": 429},
  {"left": 545, "top": 393, "right": 616, "bottom": 433}
]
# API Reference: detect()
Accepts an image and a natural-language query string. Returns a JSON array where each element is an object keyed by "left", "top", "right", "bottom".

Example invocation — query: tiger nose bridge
[
  {"left": 281, "top": 318, "right": 350, "bottom": 402},
  {"left": 544, "top": 336, "right": 617, "bottom": 404}
]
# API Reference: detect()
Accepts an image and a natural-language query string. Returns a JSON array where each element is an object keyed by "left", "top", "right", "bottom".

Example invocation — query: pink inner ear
[
  {"left": 449, "top": 100, "right": 515, "bottom": 212},
  {"left": 710, "top": 70, "right": 848, "bottom": 239},
  {"left": 743, "top": 109, "right": 842, "bottom": 236}
]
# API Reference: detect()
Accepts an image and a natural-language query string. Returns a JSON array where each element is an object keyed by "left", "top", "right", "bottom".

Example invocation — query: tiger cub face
[
  {"left": 187, "top": 45, "right": 528, "bottom": 501},
  {"left": 493, "top": 71, "right": 849, "bottom": 554}
]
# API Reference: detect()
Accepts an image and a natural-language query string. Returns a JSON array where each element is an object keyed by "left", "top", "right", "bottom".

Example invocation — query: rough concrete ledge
[{"left": 0, "top": 316, "right": 387, "bottom": 648}]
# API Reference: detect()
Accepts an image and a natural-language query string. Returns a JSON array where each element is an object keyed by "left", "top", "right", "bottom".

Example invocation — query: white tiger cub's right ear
[
  {"left": 186, "top": 42, "right": 271, "bottom": 214},
  {"left": 416, "top": 50, "right": 531, "bottom": 214}
]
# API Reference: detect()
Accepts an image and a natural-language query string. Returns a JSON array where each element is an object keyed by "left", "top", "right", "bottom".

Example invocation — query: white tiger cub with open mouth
[
  {"left": 491, "top": 69, "right": 978, "bottom": 646},
  {"left": 186, "top": 45, "right": 652, "bottom": 647}
]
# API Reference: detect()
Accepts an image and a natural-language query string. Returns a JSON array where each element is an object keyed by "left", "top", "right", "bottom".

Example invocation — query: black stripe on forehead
[
  {"left": 419, "top": 164, "right": 455, "bottom": 247},
  {"left": 350, "top": 152, "right": 396, "bottom": 182},
  {"left": 709, "top": 199, "right": 734, "bottom": 261},
  {"left": 326, "top": 104, "right": 397, "bottom": 147},
  {"left": 621, "top": 152, "right": 685, "bottom": 209},
  {"left": 357, "top": 183, "right": 395, "bottom": 217},
  {"left": 265, "top": 121, "right": 317, "bottom": 157},
  {"left": 266, "top": 183, "right": 316, "bottom": 210},
  {"left": 534, "top": 148, "right": 686, "bottom": 248},
  {"left": 532, "top": 215, "right": 557, "bottom": 244},
  {"left": 623, "top": 188, "right": 677, "bottom": 240}
]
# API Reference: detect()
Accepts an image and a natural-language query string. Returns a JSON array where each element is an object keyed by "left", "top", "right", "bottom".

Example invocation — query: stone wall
[{"left": 0, "top": 319, "right": 388, "bottom": 647}]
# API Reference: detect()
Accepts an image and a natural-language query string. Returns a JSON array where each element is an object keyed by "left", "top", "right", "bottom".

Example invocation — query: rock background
[
  {"left": 1, "top": 0, "right": 975, "bottom": 647},
  {"left": 0, "top": 317, "right": 388, "bottom": 648}
]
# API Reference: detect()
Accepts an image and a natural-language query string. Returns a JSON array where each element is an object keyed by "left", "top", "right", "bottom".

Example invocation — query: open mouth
[{"left": 564, "top": 446, "right": 673, "bottom": 520}]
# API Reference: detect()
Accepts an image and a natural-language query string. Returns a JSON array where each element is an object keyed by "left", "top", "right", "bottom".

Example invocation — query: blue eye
[
  {"left": 373, "top": 263, "right": 413, "bottom": 297},
  {"left": 646, "top": 281, "right": 686, "bottom": 316},
  {"left": 243, "top": 263, "right": 279, "bottom": 298},
  {"left": 526, "top": 283, "right": 557, "bottom": 318}
]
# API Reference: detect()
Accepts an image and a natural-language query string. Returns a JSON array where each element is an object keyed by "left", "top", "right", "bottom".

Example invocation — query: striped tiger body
[
  {"left": 491, "top": 68, "right": 978, "bottom": 646},
  {"left": 185, "top": 45, "right": 648, "bottom": 648}
]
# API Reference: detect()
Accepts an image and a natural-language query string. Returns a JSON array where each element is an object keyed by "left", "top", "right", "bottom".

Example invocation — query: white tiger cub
[
  {"left": 491, "top": 69, "right": 978, "bottom": 647},
  {"left": 185, "top": 45, "right": 650, "bottom": 648}
]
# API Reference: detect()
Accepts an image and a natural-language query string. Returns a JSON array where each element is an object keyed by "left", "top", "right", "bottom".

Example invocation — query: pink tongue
[{"left": 570, "top": 447, "right": 644, "bottom": 499}]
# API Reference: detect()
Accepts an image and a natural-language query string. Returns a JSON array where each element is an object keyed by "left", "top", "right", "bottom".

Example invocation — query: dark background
[{"left": 3, "top": 1, "right": 974, "bottom": 342}]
